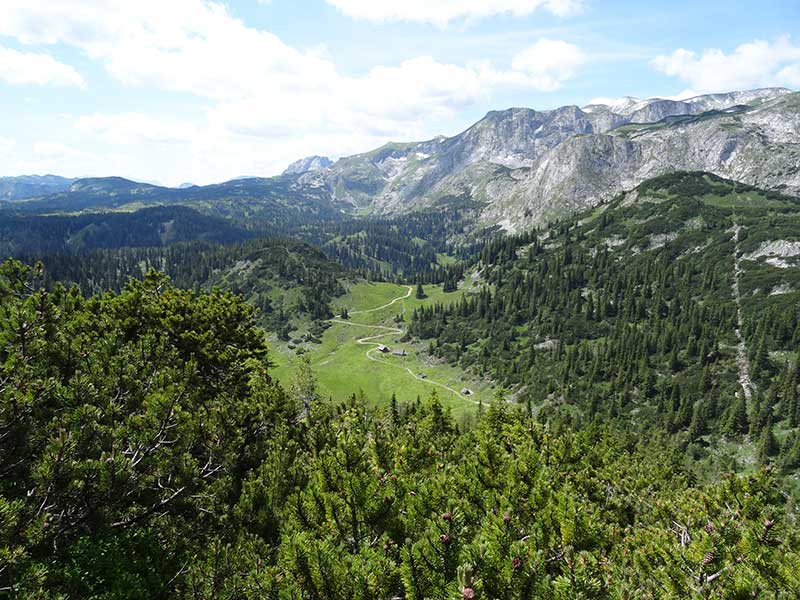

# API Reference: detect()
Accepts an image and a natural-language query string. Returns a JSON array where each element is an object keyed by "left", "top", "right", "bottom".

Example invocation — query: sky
[{"left": 0, "top": 0, "right": 798, "bottom": 186}]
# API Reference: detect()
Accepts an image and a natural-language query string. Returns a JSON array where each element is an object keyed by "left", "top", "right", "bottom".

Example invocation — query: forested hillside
[
  {"left": 33, "top": 238, "right": 349, "bottom": 336},
  {"left": 2, "top": 0, "right": 799, "bottom": 589},
  {"left": 309, "top": 198, "right": 483, "bottom": 280},
  {"left": 1, "top": 260, "right": 797, "bottom": 598},
  {"left": 4, "top": 176, "right": 342, "bottom": 230},
  {"left": 409, "top": 172, "right": 800, "bottom": 474},
  {"left": 0, "top": 206, "right": 252, "bottom": 255},
  {"left": 2, "top": 188, "right": 479, "bottom": 288}
]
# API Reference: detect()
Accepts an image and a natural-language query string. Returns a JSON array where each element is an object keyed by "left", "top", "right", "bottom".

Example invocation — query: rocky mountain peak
[
  {"left": 283, "top": 155, "right": 333, "bottom": 175},
  {"left": 314, "top": 87, "right": 798, "bottom": 230}
]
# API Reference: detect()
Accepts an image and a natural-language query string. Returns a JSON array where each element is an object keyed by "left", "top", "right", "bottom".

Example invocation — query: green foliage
[
  {"left": 6, "top": 175, "right": 342, "bottom": 229},
  {"left": 0, "top": 206, "right": 251, "bottom": 255},
  {"left": 408, "top": 172, "right": 800, "bottom": 472},
  {"left": 1, "top": 259, "right": 798, "bottom": 598},
  {"left": 35, "top": 237, "right": 349, "bottom": 332},
  {"left": 0, "top": 260, "right": 297, "bottom": 597}
]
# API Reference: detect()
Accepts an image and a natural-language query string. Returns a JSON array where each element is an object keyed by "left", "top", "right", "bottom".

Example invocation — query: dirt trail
[
  {"left": 349, "top": 285, "right": 413, "bottom": 315},
  {"left": 329, "top": 286, "right": 477, "bottom": 404},
  {"left": 731, "top": 223, "right": 754, "bottom": 400}
]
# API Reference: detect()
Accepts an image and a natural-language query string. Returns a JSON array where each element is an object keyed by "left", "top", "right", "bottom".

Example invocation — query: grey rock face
[
  {"left": 318, "top": 87, "right": 797, "bottom": 229},
  {"left": 505, "top": 92, "right": 800, "bottom": 228},
  {"left": 283, "top": 155, "right": 333, "bottom": 175}
]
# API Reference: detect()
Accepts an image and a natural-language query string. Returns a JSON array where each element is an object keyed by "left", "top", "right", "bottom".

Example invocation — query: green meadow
[{"left": 270, "top": 280, "right": 493, "bottom": 418}]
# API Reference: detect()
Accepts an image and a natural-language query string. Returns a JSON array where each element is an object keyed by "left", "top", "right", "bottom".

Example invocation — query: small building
[
  {"left": 461, "top": 388, "right": 473, "bottom": 396},
  {"left": 377, "top": 345, "right": 390, "bottom": 353},
  {"left": 392, "top": 349, "right": 407, "bottom": 356}
]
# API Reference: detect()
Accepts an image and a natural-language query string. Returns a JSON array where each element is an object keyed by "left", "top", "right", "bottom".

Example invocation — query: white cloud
[
  {"left": 0, "top": 137, "right": 15, "bottom": 156},
  {"left": 0, "top": 0, "right": 585, "bottom": 184},
  {"left": 33, "top": 141, "right": 75, "bottom": 159},
  {"left": 511, "top": 38, "right": 585, "bottom": 91},
  {"left": 0, "top": 141, "right": 101, "bottom": 178},
  {"left": 653, "top": 36, "right": 800, "bottom": 94},
  {"left": 776, "top": 64, "right": 800, "bottom": 87},
  {"left": 0, "top": 46, "right": 85, "bottom": 87},
  {"left": 76, "top": 113, "right": 203, "bottom": 144},
  {"left": 324, "top": 0, "right": 583, "bottom": 26}
]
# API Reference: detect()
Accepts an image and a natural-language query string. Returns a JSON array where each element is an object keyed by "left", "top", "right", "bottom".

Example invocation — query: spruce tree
[
  {"left": 688, "top": 401, "right": 707, "bottom": 441},
  {"left": 725, "top": 395, "right": 749, "bottom": 436},
  {"left": 757, "top": 417, "right": 778, "bottom": 464},
  {"left": 752, "top": 334, "right": 770, "bottom": 379}
]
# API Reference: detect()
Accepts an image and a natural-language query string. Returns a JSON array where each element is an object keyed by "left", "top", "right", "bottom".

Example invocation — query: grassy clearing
[{"left": 270, "top": 280, "right": 493, "bottom": 418}]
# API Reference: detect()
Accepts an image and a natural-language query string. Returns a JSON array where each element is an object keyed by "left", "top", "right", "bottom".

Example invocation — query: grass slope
[{"left": 271, "top": 280, "right": 493, "bottom": 417}]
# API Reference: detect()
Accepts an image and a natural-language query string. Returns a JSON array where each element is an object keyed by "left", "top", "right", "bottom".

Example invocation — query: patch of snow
[
  {"left": 744, "top": 239, "right": 800, "bottom": 260},
  {"left": 770, "top": 283, "right": 794, "bottom": 295},
  {"left": 743, "top": 240, "right": 800, "bottom": 268},
  {"left": 497, "top": 217, "right": 518, "bottom": 233},
  {"left": 648, "top": 231, "right": 679, "bottom": 249},
  {"left": 381, "top": 156, "right": 409, "bottom": 181},
  {"left": 583, "top": 96, "right": 642, "bottom": 114},
  {"left": 766, "top": 257, "right": 792, "bottom": 269}
]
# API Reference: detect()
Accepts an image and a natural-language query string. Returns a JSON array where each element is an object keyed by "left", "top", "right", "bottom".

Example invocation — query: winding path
[
  {"left": 329, "top": 286, "right": 478, "bottom": 404},
  {"left": 731, "top": 223, "right": 754, "bottom": 400},
  {"left": 348, "top": 285, "right": 413, "bottom": 315}
]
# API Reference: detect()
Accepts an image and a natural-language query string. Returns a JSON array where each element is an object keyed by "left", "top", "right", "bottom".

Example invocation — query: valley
[
  {"left": 3, "top": 83, "right": 800, "bottom": 597},
  {"left": 271, "top": 281, "right": 494, "bottom": 417}
]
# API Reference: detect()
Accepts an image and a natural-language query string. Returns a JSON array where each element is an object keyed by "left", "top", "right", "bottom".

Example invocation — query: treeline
[
  {"left": 4, "top": 197, "right": 492, "bottom": 299},
  {"left": 0, "top": 205, "right": 252, "bottom": 255},
  {"left": 30, "top": 237, "right": 349, "bottom": 334},
  {"left": 8, "top": 204, "right": 490, "bottom": 339},
  {"left": 1, "top": 260, "right": 798, "bottom": 598},
  {"left": 639, "top": 170, "right": 793, "bottom": 203},
  {"left": 299, "top": 202, "right": 489, "bottom": 280}
]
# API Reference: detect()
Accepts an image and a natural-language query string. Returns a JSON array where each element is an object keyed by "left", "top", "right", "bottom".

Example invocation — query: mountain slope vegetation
[
  {"left": 3, "top": 85, "right": 800, "bottom": 597},
  {"left": 33, "top": 237, "right": 349, "bottom": 336},
  {"left": 409, "top": 172, "right": 800, "bottom": 473},
  {"left": 0, "top": 205, "right": 252, "bottom": 255},
  {"left": 4, "top": 175, "right": 342, "bottom": 231},
  {"left": 0, "top": 175, "right": 75, "bottom": 201},
  {"left": 1, "top": 261, "right": 797, "bottom": 598}
]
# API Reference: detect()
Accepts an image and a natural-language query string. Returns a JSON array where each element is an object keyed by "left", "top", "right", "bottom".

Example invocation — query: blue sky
[{"left": 0, "top": 0, "right": 798, "bottom": 185}]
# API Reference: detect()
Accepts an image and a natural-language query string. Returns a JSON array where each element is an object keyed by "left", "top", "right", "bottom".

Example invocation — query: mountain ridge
[
  {"left": 283, "top": 155, "right": 333, "bottom": 175},
  {"left": 0, "top": 174, "right": 77, "bottom": 200},
  {"left": 317, "top": 87, "right": 798, "bottom": 230},
  {"left": 5, "top": 87, "right": 797, "bottom": 235}
]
